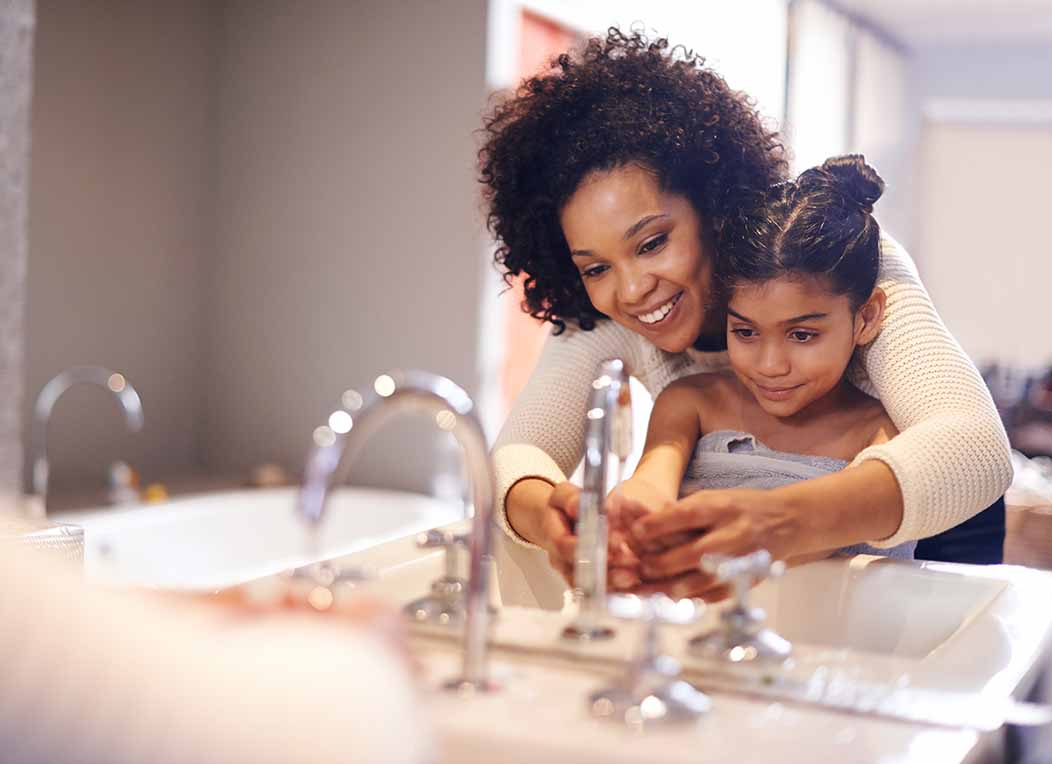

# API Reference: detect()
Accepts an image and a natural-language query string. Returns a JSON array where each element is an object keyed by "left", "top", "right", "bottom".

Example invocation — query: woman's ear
[{"left": 854, "top": 287, "right": 886, "bottom": 346}]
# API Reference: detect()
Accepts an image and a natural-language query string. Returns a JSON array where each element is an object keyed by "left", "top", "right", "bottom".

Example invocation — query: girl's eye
[
  {"left": 638, "top": 233, "right": 668, "bottom": 255},
  {"left": 581, "top": 264, "right": 608, "bottom": 279},
  {"left": 730, "top": 328, "right": 756, "bottom": 340},
  {"left": 789, "top": 330, "right": 818, "bottom": 342}
]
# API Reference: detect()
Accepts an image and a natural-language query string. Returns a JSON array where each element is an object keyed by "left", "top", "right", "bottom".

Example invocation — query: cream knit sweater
[{"left": 493, "top": 233, "right": 1012, "bottom": 567}]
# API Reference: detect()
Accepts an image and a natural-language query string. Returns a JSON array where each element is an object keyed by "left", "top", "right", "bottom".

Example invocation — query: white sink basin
[
  {"left": 56, "top": 490, "right": 1052, "bottom": 763},
  {"left": 323, "top": 531, "right": 1052, "bottom": 762},
  {"left": 53, "top": 486, "right": 463, "bottom": 590}
]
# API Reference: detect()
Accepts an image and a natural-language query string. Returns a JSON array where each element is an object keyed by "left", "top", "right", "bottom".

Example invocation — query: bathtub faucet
[{"left": 29, "top": 366, "right": 144, "bottom": 517}]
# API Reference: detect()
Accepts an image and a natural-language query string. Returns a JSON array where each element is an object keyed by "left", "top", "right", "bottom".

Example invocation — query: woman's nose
[{"left": 616, "top": 265, "right": 657, "bottom": 307}]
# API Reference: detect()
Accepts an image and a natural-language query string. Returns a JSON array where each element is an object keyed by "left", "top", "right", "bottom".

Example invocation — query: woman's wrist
[
  {"left": 776, "top": 460, "right": 904, "bottom": 553},
  {"left": 505, "top": 477, "right": 556, "bottom": 546}
]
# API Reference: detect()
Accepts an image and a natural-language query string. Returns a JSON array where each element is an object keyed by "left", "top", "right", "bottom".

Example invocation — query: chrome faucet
[
  {"left": 297, "top": 370, "right": 499, "bottom": 693},
  {"left": 563, "top": 358, "right": 632, "bottom": 642},
  {"left": 29, "top": 366, "right": 144, "bottom": 517}
]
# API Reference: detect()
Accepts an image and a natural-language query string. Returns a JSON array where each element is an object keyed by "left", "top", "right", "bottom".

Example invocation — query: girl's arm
[{"left": 622, "top": 379, "right": 704, "bottom": 504}]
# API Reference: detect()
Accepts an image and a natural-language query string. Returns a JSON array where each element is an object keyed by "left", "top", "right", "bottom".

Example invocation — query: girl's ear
[{"left": 854, "top": 287, "right": 886, "bottom": 346}]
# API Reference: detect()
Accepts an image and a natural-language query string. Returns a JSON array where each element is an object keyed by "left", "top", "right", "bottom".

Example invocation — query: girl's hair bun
[{"left": 815, "top": 154, "right": 884, "bottom": 214}]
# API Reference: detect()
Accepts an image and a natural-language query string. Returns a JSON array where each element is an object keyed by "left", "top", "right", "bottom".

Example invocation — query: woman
[{"left": 479, "top": 30, "right": 1011, "bottom": 608}]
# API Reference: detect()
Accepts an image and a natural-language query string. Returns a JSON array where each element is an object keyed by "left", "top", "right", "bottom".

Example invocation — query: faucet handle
[
  {"left": 606, "top": 592, "right": 704, "bottom": 626},
  {"left": 589, "top": 593, "right": 712, "bottom": 725},
  {"left": 690, "top": 549, "right": 792, "bottom": 664},
  {"left": 701, "top": 549, "right": 785, "bottom": 590},
  {"left": 406, "top": 528, "right": 473, "bottom": 627},
  {"left": 416, "top": 528, "right": 469, "bottom": 551}
]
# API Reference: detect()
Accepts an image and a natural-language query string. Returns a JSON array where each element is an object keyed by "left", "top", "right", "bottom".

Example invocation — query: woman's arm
[
  {"left": 849, "top": 232, "right": 1012, "bottom": 546},
  {"left": 494, "top": 320, "right": 648, "bottom": 549}
]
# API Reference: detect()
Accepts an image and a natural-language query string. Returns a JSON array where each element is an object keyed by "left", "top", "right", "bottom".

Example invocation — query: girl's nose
[{"left": 758, "top": 342, "right": 791, "bottom": 377}]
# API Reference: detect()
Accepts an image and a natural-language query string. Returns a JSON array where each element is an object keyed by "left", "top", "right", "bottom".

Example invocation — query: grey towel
[{"left": 680, "top": 430, "right": 915, "bottom": 560}]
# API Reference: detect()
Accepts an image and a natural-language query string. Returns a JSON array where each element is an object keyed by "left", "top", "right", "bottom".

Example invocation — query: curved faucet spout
[
  {"left": 31, "top": 366, "right": 145, "bottom": 513},
  {"left": 297, "top": 370, "right": 498, "bottom": 692}
]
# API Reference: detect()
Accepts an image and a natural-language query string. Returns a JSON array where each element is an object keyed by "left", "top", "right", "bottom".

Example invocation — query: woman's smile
[{"left": 634, "top": 291, "right": 683, "bottom": 326}]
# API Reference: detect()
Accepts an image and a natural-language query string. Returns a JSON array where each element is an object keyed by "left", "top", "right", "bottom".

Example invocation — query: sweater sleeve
[
  {"left": 849, "top": 232, "right": 1013, "bottom": 547},
  {"left": 492, "top": 320, "right": 648, "bottom": 549}
]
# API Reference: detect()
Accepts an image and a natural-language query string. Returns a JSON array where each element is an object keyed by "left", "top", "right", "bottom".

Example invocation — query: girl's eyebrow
[{"left": 727, "top": 307, "right": 830, "bottom": 324}]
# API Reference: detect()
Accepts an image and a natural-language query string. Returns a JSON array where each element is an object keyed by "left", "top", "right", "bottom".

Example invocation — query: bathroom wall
[
  {"left": 0, "top": 0, "right": 34, "bottom": 498},
  {"left": 909, "top": 43, "right": 1052, "bottom": 368},
  {"left": 203, "top": 0, "right": 489, "bottom": 493},
  {"left": 24, "top": 0, "right": 216, "bottom": 496},
  {"left": 25, "top": 1, "right": 490, "bottom": 499}
]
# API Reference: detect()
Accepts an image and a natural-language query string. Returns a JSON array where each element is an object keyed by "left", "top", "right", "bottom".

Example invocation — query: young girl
[{"left": 615, "top": 155, "right": 916, "bottom": 585}]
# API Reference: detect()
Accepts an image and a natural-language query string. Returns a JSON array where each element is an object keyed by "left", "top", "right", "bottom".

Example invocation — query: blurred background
[{"left": 5, "top": 0, "right": 1051, "bottom": 510}]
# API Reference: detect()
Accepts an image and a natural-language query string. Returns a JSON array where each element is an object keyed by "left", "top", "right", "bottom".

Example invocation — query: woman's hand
[
  {"left": 506, "top": 479, "right": 643, "bottom": 588},
  {"left": 505, "top": 479, "right": 581, "bottom": 584},
  {"left": 630, "top": 487, "right": 805, "bottom": 581}
]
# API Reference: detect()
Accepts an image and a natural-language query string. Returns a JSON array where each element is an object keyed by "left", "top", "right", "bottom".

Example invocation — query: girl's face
[
  {"left": 726, "top": 275, "right": 884, "bottom": 418},
  {"left": 560, "top": 164, "right": 716, "bottom": 353}
]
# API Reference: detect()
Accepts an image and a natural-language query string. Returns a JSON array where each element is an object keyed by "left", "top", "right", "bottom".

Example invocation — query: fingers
[
  {"left": 628, "top": 571, "right": 721, "bottom": 601},
  {"left": 638, "top": 535, "right": 709, "bottom": 579},
  {"left": 549, "top": 481, "right": 580, "bottom": 519},
  {"left": 639, "top": 519, "right": 778, "bottom": 579},
  {"left": 609, "top": 566, "right": 641, "bottom": 591},
  {"left": 631, "top": 502, "right": 718, "bottom": 543}
]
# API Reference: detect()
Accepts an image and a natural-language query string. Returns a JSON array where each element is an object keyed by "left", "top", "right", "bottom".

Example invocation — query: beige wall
[
  {"left": 204, "top": 0, "right": 488, "bottom": 493},
  {"left": 26, "top": 1, "right": 489, "bottom": 498},
  {"left": 25, "top": 0, "right": 216, "bottom": 496},
  {"left": 916, "top": 122, "right": 1052, "bottom": 368}
]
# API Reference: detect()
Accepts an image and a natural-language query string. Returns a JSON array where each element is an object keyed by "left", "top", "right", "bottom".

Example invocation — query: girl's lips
[{"left": 754, "top": 383, "right": 802, "bottom": 401}]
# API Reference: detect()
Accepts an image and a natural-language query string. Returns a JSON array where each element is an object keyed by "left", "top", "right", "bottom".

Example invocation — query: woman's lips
[{"left": 635, "top": 291, "right": 684, "bottom": 329}]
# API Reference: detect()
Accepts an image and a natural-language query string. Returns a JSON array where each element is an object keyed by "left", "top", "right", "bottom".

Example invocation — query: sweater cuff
[
  {"left": 492, "top": 443, "right": 568, "bottom": 551},
  {"left": 850, "top": 443, "right": 918, "bottom": 548}
]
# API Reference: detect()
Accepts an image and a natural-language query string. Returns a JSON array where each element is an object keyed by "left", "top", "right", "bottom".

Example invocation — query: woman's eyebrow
[{"left": 624, "top": 213, "right": 670, "bottom": 240}]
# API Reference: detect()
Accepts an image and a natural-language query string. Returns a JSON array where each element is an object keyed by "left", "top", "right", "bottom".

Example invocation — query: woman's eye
[
  {"left": 789, "top": 330, "right": 817, "bottom": 342},
  {"left": 638, "top": 233, "right": 668, "bottom": 255},
  {"left": 581, "top": 264, "right": 608, "bottom": 279},
  {"left": 730, "top": 328, "right": 756, "bottom": 340}
]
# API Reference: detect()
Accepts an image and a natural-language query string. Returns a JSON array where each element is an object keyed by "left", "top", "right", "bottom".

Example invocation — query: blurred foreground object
[{"left": 0, "top": 538, "right": 429, "bottom": 763}]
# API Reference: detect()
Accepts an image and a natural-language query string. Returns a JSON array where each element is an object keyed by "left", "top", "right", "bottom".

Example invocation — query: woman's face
[{"left": 560, "top": 164, "right": 715, "bottom": 353}]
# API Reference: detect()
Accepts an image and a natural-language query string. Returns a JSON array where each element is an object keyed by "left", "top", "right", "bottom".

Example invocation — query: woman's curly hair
[{"left": 478, "top": 28, "right": 787, "bottom": 333}]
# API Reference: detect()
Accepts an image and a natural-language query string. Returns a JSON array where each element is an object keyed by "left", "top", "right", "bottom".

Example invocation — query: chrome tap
[
  {"left": 297, "top": 370, "right": 499, "bottom": 693},
  {"left": 688, "top": 549, "right": 792, "bottom": 664},
  {"left": 589, "top": 593, "right": 711, "bottom": 726},
  {"left": 29, "top": 366, "right": 144, "bottom": 517},
  {"left": 563, "top": 358, "right": 632, "bottom": 642}
]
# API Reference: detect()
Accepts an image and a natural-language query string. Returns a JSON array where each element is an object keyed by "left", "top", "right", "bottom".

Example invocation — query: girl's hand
[{"left": 630, "top": 487, "right": 804, "bottom": 581}]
